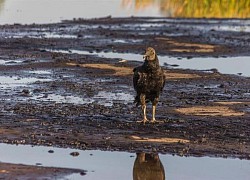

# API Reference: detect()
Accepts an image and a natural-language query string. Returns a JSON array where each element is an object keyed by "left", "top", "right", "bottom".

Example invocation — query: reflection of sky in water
[
  {"left": 0, "top": 59, "right": 23, "bottom": 65},
  {"left": 46, "top": 49, "right": 250, "bottom": 77},
  {"left": 31, "top": 91, "right": 134, "bottom": 106},
  {"left": 0, "top": 143, "right": 249, "bottom": 180},
  {"left": 0, "top": 76, "right": 51, "bottom": 89},
  {"left": 165, "top": 56, "right": 250, "bottom": 76},
  {"left": 31, "top": 94, "right": 92, "bottom": 105},
  {"left": 107, "top": 53, "right": 250, "bottom": 76},
  {"left": 26, "top": 70, "right": 52, "bottom": 75},
  {"left": 2, "top": 32, "right": 78, "bottom": 39}
]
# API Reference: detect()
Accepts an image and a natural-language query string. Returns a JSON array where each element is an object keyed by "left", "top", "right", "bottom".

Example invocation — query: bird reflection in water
[{"left": 133, "top": 153, "right": 165, "bottom": 180}]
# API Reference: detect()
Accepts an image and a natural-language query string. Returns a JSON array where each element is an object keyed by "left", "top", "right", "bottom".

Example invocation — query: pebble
[
  {"left": 48, "top": 150, "right": 54, "bottom": 153},
  {"left": 70, "top": 152, "right": 80, "bottom": 157}
]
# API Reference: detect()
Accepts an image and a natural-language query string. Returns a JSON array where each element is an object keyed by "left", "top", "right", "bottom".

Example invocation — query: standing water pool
[{"left": 0, "top": 143, "right": 249, "bottom": 180}]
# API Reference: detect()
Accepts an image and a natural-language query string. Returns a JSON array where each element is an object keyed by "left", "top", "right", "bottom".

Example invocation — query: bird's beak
[{"left": 143, "top": 55, "right": 147, "bottom": 60}]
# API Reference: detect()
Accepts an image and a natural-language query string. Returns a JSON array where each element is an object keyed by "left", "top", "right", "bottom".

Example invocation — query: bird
[
  {"left": 133, "top": 47, "right": 165, "bottom": 123},
  {"left": 133, "top": 153, "right": 165, "bottom": 180}
]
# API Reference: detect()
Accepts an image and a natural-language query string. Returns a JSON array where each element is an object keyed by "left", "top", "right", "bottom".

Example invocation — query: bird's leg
[
  {"left": 152, "top": 104, "right": 156, "bottom": 123},
  {"left": 151, "top": 97, "right": 163, "bottom": 123},
  {"left": 136, "top": 106, "right": 148, "bottom": 123},
  {"left": 142, "top": 104, "right": 148, "bottom": 123},
  {"left": 137, "top": 94, "right": 148, "bottom": 124}
]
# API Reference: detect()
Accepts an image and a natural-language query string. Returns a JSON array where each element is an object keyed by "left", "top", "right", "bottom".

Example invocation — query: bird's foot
[
  {"left": 151, "top": 119, "right": 164, "bottom": 124},
  {"left": 136, "top": 119, "right": 149, "bottom": 124}
]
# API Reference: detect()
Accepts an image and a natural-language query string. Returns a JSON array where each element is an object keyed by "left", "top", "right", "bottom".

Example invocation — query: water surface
[
  {"left": 0, "top": 75, "right": 51, "bottom": 89},
  {"left": 0, "top": 0, "right": 160, "bottom": 25},
  {"left": 46, "top": 49, "right": 250, "bottom": 77},
  {"left": 30, "top": 91, "right": 134, "bottom": 106},
  {"left": 0, "top": 143, "right": 249, "bottom": 180},
  {"left": 0, "top": 0, "right": 249, "bottom": 25}
]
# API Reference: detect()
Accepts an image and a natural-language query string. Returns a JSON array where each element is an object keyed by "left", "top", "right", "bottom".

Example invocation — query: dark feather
[{"left": 133, "top": 54, "right": 165, "bottom": 106}]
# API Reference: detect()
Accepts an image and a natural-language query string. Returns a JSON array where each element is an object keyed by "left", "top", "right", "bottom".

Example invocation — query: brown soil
[
  {"left": 175, "top": 105, "right": 245, "bottom": 116},
  {"left": 0, "top": 162, "right": 85, "bottom": 179}
]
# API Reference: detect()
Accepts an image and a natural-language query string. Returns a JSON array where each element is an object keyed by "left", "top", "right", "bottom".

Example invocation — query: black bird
[{"left": 133, "top": 47, "right": 165, "bottom": 123}]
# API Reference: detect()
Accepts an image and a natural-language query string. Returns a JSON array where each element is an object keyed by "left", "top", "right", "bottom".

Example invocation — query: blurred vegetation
[
  {"left": 0, "top": 0, "right": 5, "bottom": 12},
  {"left": 122, "top": 0, "right": 250, "bottom": 18}
]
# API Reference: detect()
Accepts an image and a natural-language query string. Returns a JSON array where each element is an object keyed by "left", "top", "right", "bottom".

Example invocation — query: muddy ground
[
  {"left": 0, "top": 162, "right": 85, "bottom": 179},
  {"left": 0, "top": 17, "right": 250, "bottom": 178}
]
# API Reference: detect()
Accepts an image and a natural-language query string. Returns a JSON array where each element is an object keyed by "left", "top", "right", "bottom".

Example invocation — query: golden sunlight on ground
[
  {"left": 127, "top": 135, "right": 190, "bottom": 143},
  {"left": 215, "top": 101, "right": 250, "bottom": 105},
  {"left": 67, "top": 62, "right": 202, "bottom": 79},
  {"left": 155, "top": 37, "right": 216, "bottom": 53},
  {"left": 176, "top": 105, "right": 245, "bottom": 116},
  {"left": 67, "top": 63, "right": 132, "bottom": 76},
  {"left": 165, "top": 70, "right": 201, "bottom": 79},
  {"left": 0, "top": 128, "right": 21, "bottom": 135},
  {"left": 0, "top": 170, "right": 8, "bottom": 173}
]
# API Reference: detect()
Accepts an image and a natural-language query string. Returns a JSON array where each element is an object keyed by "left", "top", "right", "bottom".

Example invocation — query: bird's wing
[
  {"left": 133, "top": 67, "right": 140, "bottom": 91},
  {"left": 161, "top": 69, "right": 166, "bottom": 91}
]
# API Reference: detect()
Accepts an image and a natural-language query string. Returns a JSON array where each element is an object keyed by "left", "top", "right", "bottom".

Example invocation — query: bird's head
[{"left": 143, "top": 47, "right": 156, "bottom": 61}]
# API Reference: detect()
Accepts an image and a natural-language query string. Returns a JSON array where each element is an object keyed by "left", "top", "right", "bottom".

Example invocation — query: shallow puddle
[
  {"left": 0, "top": 76, "right": 51, "bottom": 89},
  {"left": 93, "top": 91, "right": 134, "bottom": 106},
  {"left": 165, "top": 56, "right": 250, "bottom": 76},
  {"left": 31, "top": 94, "right": 93, "bottom": 105},
  {"left": 42, "top": 32, "right": 77, "bottom": 39},
  {"left": 46, "top": 49, "right": 250, "bottom": 77},
  {"left": 31, "top": 91, "right": 134, "bottom": 106},
  {"left": 0, "top": 59, "right": 24, "bottom": 65},
  {"left": 26, "top": 70, "right": 52, "bottom": 75},
  {"left": 0, "top": 143, "right": 249, "bottom": 180},
  {"left": 3, "top": 32, "right": 78, "bottom": 39}
]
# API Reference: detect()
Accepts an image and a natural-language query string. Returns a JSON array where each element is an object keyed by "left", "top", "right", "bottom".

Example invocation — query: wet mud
[
  {"left": 0, "top": 162, "right": 85, "bottom": 179},
  {"left": 0, "top": 17, "right": 250, "bottom": 170}
]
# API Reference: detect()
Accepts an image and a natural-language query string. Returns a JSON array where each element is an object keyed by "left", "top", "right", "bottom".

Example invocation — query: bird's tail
[
  {"left": 134, "top": 95, "right": 140, "bottom": 106},
  {"left": 134, "top": 95, "right": 149, "bottom": 106}
]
